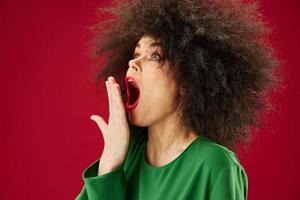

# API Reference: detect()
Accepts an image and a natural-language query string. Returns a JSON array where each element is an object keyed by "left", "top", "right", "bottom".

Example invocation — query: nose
[{"left": 128, "top": 58, "right": 142, "bottom": 74}]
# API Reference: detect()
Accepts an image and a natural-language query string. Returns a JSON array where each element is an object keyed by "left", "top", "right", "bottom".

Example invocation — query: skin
[
  {"left": 126, "top": 35, "right": 199, "bottom": 167},
  {"left": 91, "top": 35, "right": 199, "bottom": 175},
  {"left": 91, "top": 76, "right": 130, "bottom": 175}
]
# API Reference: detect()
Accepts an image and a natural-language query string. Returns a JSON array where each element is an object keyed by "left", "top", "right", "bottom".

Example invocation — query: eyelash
[
  {"left": 151, "top": 53, "right": 162, "bottom": 60},
  {"left": 132, "top": 52, "right": 162, "bottom": 61}
]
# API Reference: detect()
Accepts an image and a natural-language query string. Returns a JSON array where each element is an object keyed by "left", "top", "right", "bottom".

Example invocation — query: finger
[
  {"left": 108, "top": 76, "right": 116, "bottom": 83},
  {"left": 90, "top": 115, "right": 108, "bottom": 133},
  {"left": 108, "top": 77, "right": 126, "bottom": 115},
  {"left": 113, "top": 83, "right": 126, "bottom": 115},
  {"left": 108, "top": 76, "right": 120, "bottom": 111},
  {"left": 106, "top": 80, "right": 113, "bottom": 114},
  {"left": 108, "top": 76, "right": 118, "bottom": 102}
]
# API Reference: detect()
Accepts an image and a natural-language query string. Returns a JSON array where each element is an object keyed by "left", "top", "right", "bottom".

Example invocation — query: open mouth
[{"left": 125, "top": 76, "right": 140, "bottom": 111}]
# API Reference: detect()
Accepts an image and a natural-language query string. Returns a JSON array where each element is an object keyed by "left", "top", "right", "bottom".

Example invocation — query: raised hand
[{"left": 90, "top": 76, "right": 130, "bottom": 176}]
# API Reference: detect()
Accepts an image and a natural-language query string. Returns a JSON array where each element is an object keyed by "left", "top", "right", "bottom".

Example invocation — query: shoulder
[
  {"left": 194, "top": 135, "right": 245, "bottom": 172},
  {"left": 192, "top": 135, "right": 248, "bottom": 194}
]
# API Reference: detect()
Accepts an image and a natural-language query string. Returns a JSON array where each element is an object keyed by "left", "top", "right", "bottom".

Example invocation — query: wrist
[{"left": 97, "top": 158, "right": 122, "bottom": 176}]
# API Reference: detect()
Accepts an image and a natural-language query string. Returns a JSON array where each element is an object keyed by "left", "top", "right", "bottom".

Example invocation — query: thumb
[{"left": 90, "top": 115, "right": 107, "bottom": 133}]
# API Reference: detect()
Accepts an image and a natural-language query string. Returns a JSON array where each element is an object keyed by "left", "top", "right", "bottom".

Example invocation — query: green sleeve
[
  {"left": 75, "top": 159, "right": 126, "bottom": 200},
  {"left": 209, "top": 166, "right": 248, "bottom": 200},
  {"left": 75, "top": 123, "right": 144, "bottom": 199}
]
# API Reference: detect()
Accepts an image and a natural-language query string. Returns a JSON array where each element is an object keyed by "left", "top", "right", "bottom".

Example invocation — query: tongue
[
  {"left": 125, "top": 80, "right": 140, "bottom": 110},
  {"left": 127, "top": 84, "right": 140, "bottom": 106},
  {"left": 128, "top": 85, "right": 140, "bottom": 106}
]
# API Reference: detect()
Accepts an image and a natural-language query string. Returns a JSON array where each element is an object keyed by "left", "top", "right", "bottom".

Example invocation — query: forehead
[{"left": 135, "top": 36, "right": 164, "bottom": 50}]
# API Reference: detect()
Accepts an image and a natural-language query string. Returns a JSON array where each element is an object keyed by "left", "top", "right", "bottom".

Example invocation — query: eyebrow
[{"left": 136, "top": 41, "right": 163, "bottom": 49}]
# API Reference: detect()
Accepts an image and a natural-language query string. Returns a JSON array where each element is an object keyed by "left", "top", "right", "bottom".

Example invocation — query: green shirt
[{"left": 76, "top": 125, "right": 248, "bottom": 200}]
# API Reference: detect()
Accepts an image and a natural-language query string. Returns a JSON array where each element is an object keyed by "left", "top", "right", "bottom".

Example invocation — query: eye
[
  {"left": 132, "top": 52, "right": 139, "bottom": 59},
  {"left": 151, "top": 53, "right": 162, "bottom": 61}
]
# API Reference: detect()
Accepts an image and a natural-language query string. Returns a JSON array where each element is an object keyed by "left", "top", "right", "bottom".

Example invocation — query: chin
[
  {"left": 127, "top": 110, "right": 152, "bottom": 127},
  {"left": 127, "top": 112, "right": 144, "bottom": 127}
]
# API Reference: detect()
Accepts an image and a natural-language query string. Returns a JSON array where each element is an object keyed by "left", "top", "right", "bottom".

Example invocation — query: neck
[{"left": 147, "top": 111, "right": 198, "bottom": 155}]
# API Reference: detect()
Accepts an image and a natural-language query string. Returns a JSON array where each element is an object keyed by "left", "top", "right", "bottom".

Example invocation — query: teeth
[{"left": 128, "top": 79, "right": 137, "bottom": 88}]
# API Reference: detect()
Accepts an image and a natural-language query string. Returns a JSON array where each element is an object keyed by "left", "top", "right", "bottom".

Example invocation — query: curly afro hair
[{"left": 88, "top": 0, "right": 282, "bottom": 150}]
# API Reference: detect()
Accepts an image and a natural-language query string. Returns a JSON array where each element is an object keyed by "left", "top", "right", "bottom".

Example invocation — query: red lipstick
[{"left": 125, "top": 76, "right": 140, "bottom": 111}]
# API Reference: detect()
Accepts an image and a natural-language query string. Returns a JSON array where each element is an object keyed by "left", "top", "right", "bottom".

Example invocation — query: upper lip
[{"left": 125, "top": 76, "right": 140, "bottom": 90}]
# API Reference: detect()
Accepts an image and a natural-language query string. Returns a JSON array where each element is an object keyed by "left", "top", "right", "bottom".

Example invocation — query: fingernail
[{"left": 108, "top": 76, "right": 113, "bottom": 80}]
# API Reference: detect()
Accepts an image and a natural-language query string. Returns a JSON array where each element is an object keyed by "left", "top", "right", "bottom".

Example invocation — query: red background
[{"left": 1, "top": 0, "right": 299, "bottom": 199}]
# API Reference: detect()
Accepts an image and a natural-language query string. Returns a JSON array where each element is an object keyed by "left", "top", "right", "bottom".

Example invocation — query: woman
[{"left": 76, "top": 0, "right": 279, "bottom": 199}]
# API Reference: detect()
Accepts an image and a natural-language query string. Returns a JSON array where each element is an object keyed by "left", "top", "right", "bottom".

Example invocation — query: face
[{"left": 125, "top": 35, "right": 179, "bottom": 127}]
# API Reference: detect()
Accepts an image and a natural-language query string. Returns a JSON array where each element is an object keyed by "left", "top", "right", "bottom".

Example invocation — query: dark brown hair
[{"left": 88, "top": 0, "right": 282, "bottom": 150}]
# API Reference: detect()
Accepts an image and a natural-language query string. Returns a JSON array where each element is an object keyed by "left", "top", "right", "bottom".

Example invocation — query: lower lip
[{"left": 125, "top": 98, "right": 140, "bottom": 111}]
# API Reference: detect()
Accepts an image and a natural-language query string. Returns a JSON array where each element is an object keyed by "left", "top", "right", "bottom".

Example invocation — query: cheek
[
  {"left": 148, "top": 71, "right": 178, "bottom": 106},
  {"left": 144, "top": 77, "right": 178, "bottom": 113},
  {"left": 128, "top": 69, "right": 178, "bottom": 126},
  {"left": 160, "top": 84, "right": 178, "bottom": 109}
]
